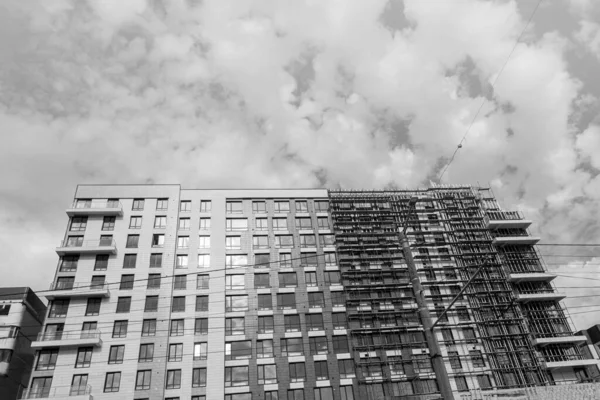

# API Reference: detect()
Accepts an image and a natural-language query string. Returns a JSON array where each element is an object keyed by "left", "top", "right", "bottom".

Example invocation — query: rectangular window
[
  {"left": 457, "top": 306, "right": 470, "bottom": 321},
  {"left": 177, "top": 236, "right": 189, "bottom": 249},
  {"left": 317, "top": 217, "right": 329, "bottom": 229},
  {"left": 314, "top": 361, "right": 328, "bottom": 380},
  {"left": 305, "top": 271, "right": 317, "bottom": 286},
  {"left": 180, "top": 200, "right": 191, "bottom": 212},
  {"left": 226, "top": 341, "right": 252, "bottom": 360},
  {"left": 277, "top": 293, "right": 296, "bottom": 310},
  {"left": 258, "top": 364, "right": 277, "bottom": 385},
  {"left": 455, "top": 376, "right": 469, "bottom": 391},
  {"left": 253, "top": 235, "right": 269, "bottom": 249},
  {"left": 284, "top": 315, "right": 300, "bottom": 332},
  {"left": 119, "top": 274, "right": 134, "bottom": 290},
  {"left": 156, "top": 198, "right": 168, "bottom": 210},
  {"left": 200, "top": 200, "right": 211, "bottom": 212},
  {"left": 172, "top": 296, "right": 186, "bottom": 312},
  {"left": 195, "top": 318, "right": 208, "bottom": 335},
  {"left": 226, "top": 318, "right": 245, "bottom": 336},
  {"left": 108, "top": 345, "right": 125, "bottom": 364},
  {"left": 132, "top": 199, "right": 144, "bottom": 211},
  {"left": 176, "top": 255, "right": 188, "bottom": 268},
  {"left": 319, "top": 234, "right": 335, "bottom": 247},
  {"left": 300, "top": 234, "right": 316, "bottom": 247},
  {"left": 197, "top": 274, "right": 209, "bottom": 289},
  {"left": 463, "top": 328, "right": 477, "bottom": 343},
  {"left": 289, "top": 362, "right": 306, "bottom": 382},
  {"left": 308, "top": 292, "right": 325, "bottom": 308},
  {"left": 147, "top": 274, "right": 161, "bottom": 289},
  {"left": 153, "top": 216, "right": 166, "bottom": 229},
  {"left": 275, "top": 235, "right": 293, "bottom": 248},
  {"left": 71, "top": 375, "right": 88, "bottom": 396},
  {"left": 196, "top": 235, "right": 211, "bottom": 250},
  {"left": 226, "top": 255, "right": 248, "bottom": 268},
  {"left": 253, "top": 201, "right": 266, "bottom": 213},
  {"left": 196, "top": 296, "right": 209, "bottom": 312},
  {"left": 307, "top": 314, "right": 324, "bottom": 331},
  {"left": 274, "top": 201, "right": 289, "bottom": 212},
  {"left": 173, "top": 275, "right": 187, "bottom": 290},
  {"left": 256, "top": 218, "right": 268, "bottom": 230},
  {"left": 301, "top": 253, "right": 318, "bottom": 267},
  {"left": 178, "top": 218, "right": 190, "bottom": 230},
  {"left": 273, "top": 218, "right": 288, "bottom": 230},
  {"left": 193, "top": 342, "right": 207, "bottom": 360},
  {"left": 227, "top": 201, "right": 243, "bottom": 213},
  {"left": 192, "top": 368, "right": 207, "bottom": 388},
  {"left": 70, "top": 217, "right": 87, "bottom": 231},
  {"left": 126, "top": 235, "right": 139, "bottom": 248},
  {"left": 255, "top": 254, "right": 270, "bottom": 268},
  {"left": 85, "top": 298, "right": 101, "bottom": 316},
  {"left": 166, "top": 369, "right": 181, "bottom": 389},
  {"left": 225, "top": 366, "right": 249, "bottom": 387},
  {"left": 279, "top": 272, "right": 297, "bottom": 288},
  {"left": 332, "top": 313, "right": 347, "bottom": 329},
  {"left": 225, "top": 275, "right": 245, "bottom": 291},
  {"left": 257, "top": 339, "right": 274, "bottom": 358},
  {"left": 75, "top": 347, "right": 93, "bottom": 368},
  {"left": 144, "top": 296, "right": 158, "bottom": 312},
  {"left": 141, "top": 319, "right": 156, "bottom": 337},
  {"left": 90, "top": 275, "right": 105, "bottom": 289},
  {"left": 226, "top": 295, "right": 248, "bottom": 312},
  {"left": 295, "top": 201, "right": 308, "bottom": 212},
  {"left": 135, "top": 370, "right": 151, "bottom": 390},
  {"left": 226, "top": 218, "right": 248, "bottom": 231},
  {"left": 281, "top": 338, "right": 303, "bottom": 356},
  {"left": 198, "top": 254, "right": 210, "bottom": 268},
  {"left": 199, "top": 218, "right": 211, "bottom": 230},
  {"left": 338, "top": 359, "right": 355, "bottom": 378},
  {"left": 152, "top": 234, "right": 165, "bottom": 247},
  {"left": 279, "top": 253, "right": 292, "bottom": 268},
  {"left": 258, "top": 294, "right": 272, "bottom": 310},
  {"left": 112, "top": 320, "right": 127, "bottom": 338},
  {"left": 324, "top": 253, "right": 337, "bottom": 266},
  {"left": 477, "top": 375, "right": 492, "bottom": 389},
  {"left": 60, "top": 255, "right": 79, "bottom": 272},
  {"left": 295, "top": 217, "right": 312, "bottom": 229},
  {"left": 36, "top": 349, "right": 59, "bottom": 370},
  {"left": 150, "top": 253, "right": 162, "bottom": 268},
  {"left": 258, "top": 316, "right": 274, "bottom": 334},
  {"left": 102, "top": 216, "right": 116, "bottom": 231},
  {"left": 413, "top": 354, "right": 433, "bottom": 373},
  {"left": 449, "top": 351, "right": 462, "bottom": 369},
  {"left": 123, "top": 254, "right": 137, "bottom": 269},
  {"left": 170, "top": 319, "right": 184, "bottom": 336},
  {"left": 309, "top": 336, "right": 328, "bottom": 355},
  {"left": 168, "top": 343, "right": 183, "bottom": 362},
  {"left": 138, "top": 344, "right": 154, "bottom": 362},
  {"left": 66, "top": 236, "right": 83, "bottom": 247},
  {"left": 315, "top": 201, "right": 329, "bottom": 212},
  {"left": 324, "top": 271, "right": 341, "bottom": 285},
  {"left": 254, "top": 274, "right": 269, "bottom": 288},
  {"left": 55, "top": 277, "right": 74, "bottom": 290},
  {"left": 129, "top": 216, "right": 142, "bottom": 229},
  {"left": 470, "top": 350, "right": 485, "bottom": 367},
  {"left": 331, "top": 291, "right": 345, "bottom": 307},
  {"left": 226, "top": 236, "right": 241, "bottom": 250}
]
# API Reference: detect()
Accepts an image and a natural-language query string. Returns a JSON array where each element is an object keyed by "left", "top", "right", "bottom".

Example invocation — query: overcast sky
[{"left": 1, "top": 0, "right": 600, "bottom": 329}]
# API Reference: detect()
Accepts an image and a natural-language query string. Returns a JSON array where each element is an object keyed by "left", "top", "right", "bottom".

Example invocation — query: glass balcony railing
[{"left": 19, "top": 385, "right": 92, "bottom": 399}]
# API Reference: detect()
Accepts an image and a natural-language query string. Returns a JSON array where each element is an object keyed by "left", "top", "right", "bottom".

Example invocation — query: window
[
  {"left": 275, "top": 235, "right": 293, "bottom": 248},
  {"left": 30, "top": 377, "right": 53, "bottom": 398},
  {"left": 314, "top": 388, "right": 334, "bottom": 400},
  {"left": 284, "top": 315, "right": 300, "bottom": 332},
  {"left": 324, "top": 253, "right": 337, "bottom": 266},
  {"left": 70, "top": 375, "right": 88, "bottom": 396},
  {"left": 123, "top": 254, "right": 137, "bottom": 269},
  {"left": 196, "top": 296, "right": 209, "bottom": 312},
  {"left": 178, "top": 218, "right": 190, "bottom": 230},
  {"left": 309, "top": 336, "right": 328, "bottom": 355},
  {"left": 70, "top": 217, "right": 87, "bottom": 231},
  {"left": 36, "top": 349, "right": 58, "bottom": 371},
  {"left": 257, "top": 339, "right": 274, "bottom": 358},
  {"left": 226, "top": 236, "right": 241, "bottom": 250},
  {"left": 139, "top": 344, "right": 154, "bottom": 362},
  {"left": 254, "top": 273, "right": 270, "bottom": 288},
  {"left": 274, "top": 201, "right": 289, "bottom": 212},
  {"left": 253, "top": 201, "right": 267, "bottom": 213},
  {"left": 324, "top": 271, "right": 341, "bottom": 285},
  {"left": 144, "top": 296, "right": 158, "bottom": 312},
  {"left": 305, "top": 271, "right": 317, "bottom": 286},
  {"left": 463, "top": 327, "right": 477, "bottom": 343},
  {"left": 319, "top": 234, "right": 335, "bottom": 247},
  {"left": 126, "top": 235, "right": 139, "bottom": 248},
  {"left": 295, "top": 217, "right": 312, "bottom": 229},
  {"left": 258, "top": 316, "right": 273, "bottom": 334},
  {"left": 279, "top": 253, "right": 292, "bottom": 268},
  {"left": 180, "top": 200, "right": 191, "bottom": 212},
  {"left": 48, "top": 299, "right": 69, "bottom": 318},
  {"left": 332, "top": 313, "right": 347, "bottom": 329},
  {"left": 166, "top": 369, "right": 181, "bottom": 389},
  {"left": 258, "top": 294, "right": 272, "bottom": 310},
  {"left": 200, "top": 200, "right": 211, "bottom": 212},
  {"left": 85, "top": 298, "right": 101, "bottom": 316},
  {"left": 331, "top": 291, "right": 345, "bottom": 307},
  {"left": 226, "top": 218, "right": 248, "bottom": 231},
  {"left": 300, "top": 234, "right": 316, "bottom": 247},
  {"left": 279, "top": 272, "right": 297, "bottom": 287},
  {"left": 226, "top": 318, "right": 245, "bottom": 335},
  {"left": 198, "top": 254, "right": 210, "bottom": 268},
  {"left": 177, "top": 236, "right": 189, "bottom": 249},
  {"left": 199, "top": 218, "right": 211, "bottom": 230},
  {"left": 449, "top": 351, "right": 462, "bottom": 369},
  {"left": 100, "top": 234, "right": 112, "bottom": 246},
  {"left": 55, "top": 276, "right": 74, "bottom": 290},
  {"left": 225, "top": 366, "right": 249, "bottom": 387},
  {"left": 192, "top": 368, "right": 207, "bottom": 387},
  {"left": 176, "top": 255, "right": 188, "bottom": 268},
  {"left": 170, "top": 319, "right": 184, "bottom": 336},
  {"left": 119, "top": 274, "right": 134, "bottom": 290},
  {"left": 154, "top": 216, "right": 167, "bottom": 228},
  {"left": 172, "top": 296, "right": 186, "bottom": 312},
  {"left": 255, "top": 253, "right": 270, "bottom": 268},
  {"left": 314, "top": 361, "right": 328, "bottom": 380},
  {"left": 168, "top": 343, "right": 183, "bottom": 362},
  {"left": 227, "top": 201, "right": 243, "bottom": 213},
  {"left": 413, "top": 354, "right": 433, "bottom": 373},
  {"left": 90, "top": 275, "right": 105, "bottom": 290},
  {"left": 226, "top": 341, "right": 251, "bottom": 360},
  {"left": 173, "top": 275, "right": 187, "bottom": 290},
  {"left": 74, "top": 347, "right": 92, "bottom": 368},
  {"left": 477, "top": 375, "right": 492, "bottom": 389},
  {"left": 277, "top": 293, "right": 296, "bottom": 310},
  {"left": 102, "top": 216, "right": 116, "bottom": 231},
  {"left": 308, "top": 292, "right": 325, "bottom": 308},
  {"left": 66, "top": 236, "right": 83, "bottom": 247},
  {"left": 198, "top": 236, "right": 210, "bottom": 249},
  {"left": 60, "top": 255, "right": 79, "bottom": 272},
  {"left": 193, "top": 397, "right": 207, "bottom": 400},
  {"left": 132, "top": 199, "right": 144, "bottom": 210},
  {"left": 224, "top": 275, "right": 244, "bottom": 291},
  {"left": 253, "top": 235, "right": 269, "bottom": 248},
  {"left": 265, "top": 392, "right": 278, "bottom": 400},
  {"left": 258, "top": 364, "right": 277, "bottom": 384},
  {"left": 301, "top": 253, "right": 318, "bottom": 267},
  {"left": 225, "top": 295, "right": 248, "bottom": 312},
  {"left": 135, "top": 370, "right": 151, "bottom": 390},
  {"left": 256, "top": 218, "right": 268, "bottom": 230},
  {"left": 147, "top": 274, "right": 161, "bottom": 289},
  {"left": 156, "top": 198, "right": 168, "bottom": 210},
  {"left": 197, "top": 274, "right": 209, "bottom": 289},
  {"left": 226, "top": 255, "right": 248, "bottom": 268},
  {"left": 333, "top": 336, "right": 349, "bottom": 353},
  {"left": 338, "top": 359, "right": 355, "bottom": 378},
  {"left": 470, "top": 350, "right": 485, "bottom": 367},
  {"left": 281, "top": 338, "right": 303, "bottom": 356},
  {"left": 108, "top": 345, "right": 125, "bottom": 364},
  {"left": 273, "top": 218, "right": 288, "bottom": 230},
  {"left": 192, "top": 342, "right": 207, "bottom": 360},
  {"left": 287, "top": 389, "right": 304, "bottom": 400},
  {"left": 295, "top": 201, "right": 308, "bottom": 212},
  {"left": 195, "top": 318, "right": 208, "bottom": 335},
  {"left": 340, "top": 387, "right": 354, "bottom": 400},
  {"left": 317, "top": 217, "right": 329, "bottom": 229},
  {"left": 112, "top": 320, "right": 128, "bottom": 338},
  {"left": 152, "top": 234, "right": 165, "bottom": 247},
  {"left": 289, "top": 362, "right": 306, "bottom": 382},
  {"left": 129, "top": 216, "right": 142, "bottom": 229},
  {"left": 141, "top": 319, "right": 156, "bottom": 336},
  {"left": 455, "top": 376, "right": 469, "bottom": 391},
  {"left": 307, "top": 314, "right": 324, "bottom": 331},
  {"left": 150, "top": 253, "right": 162, "bottom": 268},
  {"left": 315, "top": 201, "right": 329, "bottom": 212},
  {"left": 457, "top": 306, "right": 470, "bottom": 321}
]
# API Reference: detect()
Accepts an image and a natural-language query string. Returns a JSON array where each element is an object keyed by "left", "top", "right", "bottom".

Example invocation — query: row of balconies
[{"left": 19, "top": 385, "right": 92, "bottom": 400}]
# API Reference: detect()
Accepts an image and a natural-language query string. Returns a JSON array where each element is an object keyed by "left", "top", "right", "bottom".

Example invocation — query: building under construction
[{"left": 329, "top": 185, "right": 597, "bottom": 399}]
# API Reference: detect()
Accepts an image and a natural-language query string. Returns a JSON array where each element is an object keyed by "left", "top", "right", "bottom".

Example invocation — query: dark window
[
  {"left": 281, "top": 338, "right": 303, "bottom": 356},
  {"left": 195, "top": 318, "right": 208, "bottom": 335},
  {"left": 258, "top": 294, "right": 272, "bottom": 310},
  {"left": 70, "top": 375, "right": 88, "bottom": 396},
  {"left": 338, "top": 359, "right": 355, "bottom": 378},
  {"left": 70, "top": 217, "right": 87, "bottom": 231},
  {"left": 36, "top": 349, "right": 59, "bottom": 370},
  {"left": 126, "top": 235, "right": 139, "bottom": 248},
  {"left": 226, "top": 341, "right": 251, "bottom": 360},
  {"left": 477, "top": 375, "right": 492, "bottom": 389},
  {"left": 324, "top": 271, "right": 341, "bottom": 285},
  {"left": 258, "top": 364, "right": 277, "bottom": 384},
  {"left": 307, "top": 314, "right": 324, "bottom": 331},
  {"left": 66, "top": 236, "right": 84, "bottom": 247},
  {"left": 119, "top": 275, "right": 134, "bottom": 290},
  {"left": 192, "top": 368, "right": 207, "bottom": 387},
  {"left": 332, "top": 313, "right": 347, "bottom": 329},
  {"left": 309, "top": 336, "right": 328, "bottom": 355},
  {"left": 141, "top": 320, "right": 156, "bottom": 337},
  {"left": 449, "top": 351, "right": 462, "bottom": 369},
  {"left": 279, "top": 272, "right": 297, "bottom": 287},
  {"left": 197, "top": 274, "right": 209, "bottom": 289},
  {"left": 258, "top": 316, "right": 274, "bottom": 334},
  {"left": 108, "top": 345, "right": 125, "bottom": 364},
  {"left": 147, "top": 274, "right": 161, "bottom": 289},
  {"left": 289, "top": 362, "right": 306, "bottom": 382},
  {"left": 102, "top": 216, "right": 115, "bottom": 231},
  {"left": 173, "top": 275, "right": 187, "bottom": 290},
  {"left": 455, "top": 376, "right": 469, "bottom": 391},
  {"left": 135, "top": 370, "right": 151, "bottom": 390},
  {"left": 149, "top": 253, "right": 162, "bottom": 268},
  {"left": 308, "top": 292, "right": 325, "bottom": 308},
  {"left": 300, "top": 252, "right": 318, "bottom": 267},
  {"left": 49, "top": 299, "right": 69, "bottom": 318},
  {"left": 116, "top": 297, "right": 131, "bottom": 313},
  {"left": 284, "top": 315, "right": 300, "bottom": 332},
  {"left": 85, "top": 298, "right": 101, "bottom": 316},
  {"left": 196, "top": 296, "right": 209, "bottom": 312},
  {"left": 112, "top": 320, "right": 128, "bottom": 338},
  {"left": 74, "top": 347, "right": 92, "bottom": 368},
  {"left": 168, "top": 343, "right": 183, "bottom": 362},
  {"left": 90, "top": 275, "right": 105, "bottom": 289},
  {"left": 225, "top": 366, "right": 249, "bottom": 387},
  {"left": 144, "top": 296, "right": 158, "bottom": 312},
  {"left": 470, "top": 350, "right": 485, "bottom": 367},
  {"left": 314, "top": 361, "right": 328, "bottom": 380},
  {"left": 152, "top": 234, "right": 165, "bottom": 247},
  {"left": 226, "top": 318, "right": 245, "bottom": 336},
  {"left": 60, "top": 255, "right": 79, "bottom": 272},
  {"left": 255, "top": 254, "right": 270, "bottom": 268},
  {"left": 166, "top": 369, "right": 181, "bottom": 389},
  {"left": 139, "top": 344, "right": 154, "bottom": 362},
  {"left": 333, "top": 336, "right": 349, "bottom": 353},
  {"left": 257, "top": 340, "right": 274, "bottom": 358},
  {"left": 277, "top": 293, "right": 296, "bottom": 310},
  {"left": 172, "top": 296, "right": 186, "bottom": 312},
  {"left": 123, "top": 254, "right": 137, "bottom": 269}
]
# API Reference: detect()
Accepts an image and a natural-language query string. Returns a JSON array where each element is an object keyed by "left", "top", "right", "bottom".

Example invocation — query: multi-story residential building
[
  {"left": 0, "top": 287, "right": 46, "bottom": 400},
  {"left": 21, "top": 184, "right": 597, "bottom": 400}
]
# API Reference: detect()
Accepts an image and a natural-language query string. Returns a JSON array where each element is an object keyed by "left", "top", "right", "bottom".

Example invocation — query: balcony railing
[
  {"left": 19, "top": 384, "right": 92, "bottom": 399},
  {"left": 37, "top": 330, "right": 101, "bottom": 342},
  {"left": 49, "top": 281, "right": 107, "bottom": 291},
  {"left": 67, "top": 200, "right": 123, "bottom": 216},
  {"left": 487, "top": 211, "right": 524, "bottom": 221},
  {"left": 46, "top": 282, "right": 110, "bottom": 300},
  {"left": 56, "top": 239, "right": 117, "bottom": 256},
  {"left": 60, "top": 239, "right": 116, "bottom": 248}
]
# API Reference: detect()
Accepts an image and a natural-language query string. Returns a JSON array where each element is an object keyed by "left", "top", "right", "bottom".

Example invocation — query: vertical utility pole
[{"left": 400, "top": 199, "right": 455, "bottom": 400}]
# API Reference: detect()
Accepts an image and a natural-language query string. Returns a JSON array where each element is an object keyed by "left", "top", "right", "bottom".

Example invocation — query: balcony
[
  {"left": 508, "top": 272, "right": 557, "bottom": 283},
  {"left": 67, "top": 200, "right": 123, "bottom": 216},
  {"left": 31, "top": 330, "right": 102, "bottom": 349},
  {"left": 56, "top": 239, "right": 117, "bottom": 256},
  {"left": 533, "top": 335, "right": 588, "bottom": 347},
  {"left": 515, "top": 292, "right": 566, "bottom": 303},
  {"left": 19, "top": 385, "right": 92, "bottom": 400},
  {"left": 545, "top": 357, "right": 599, "bottom": 370},
  {"left": 45, "top": 282, "right": 110, "bottom": 300},
  {"left": 493, "top": 236, "right": 540, "bottom": 246},
  {"left": 485, "top": 211, "right": 532, "bottom": 229}
]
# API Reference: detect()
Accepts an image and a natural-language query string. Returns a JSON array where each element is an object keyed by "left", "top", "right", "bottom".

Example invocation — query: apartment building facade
[
  {"left": 0, "top": 287, "right": 46, "bottom": 400},
  {"left": 22, "top": 185, "right": 595, "bottom": 400}
]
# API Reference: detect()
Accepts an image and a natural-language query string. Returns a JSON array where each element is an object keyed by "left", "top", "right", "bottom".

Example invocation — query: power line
[{"left": 438, "top": 0, "right": 544, "bottom": 181}]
